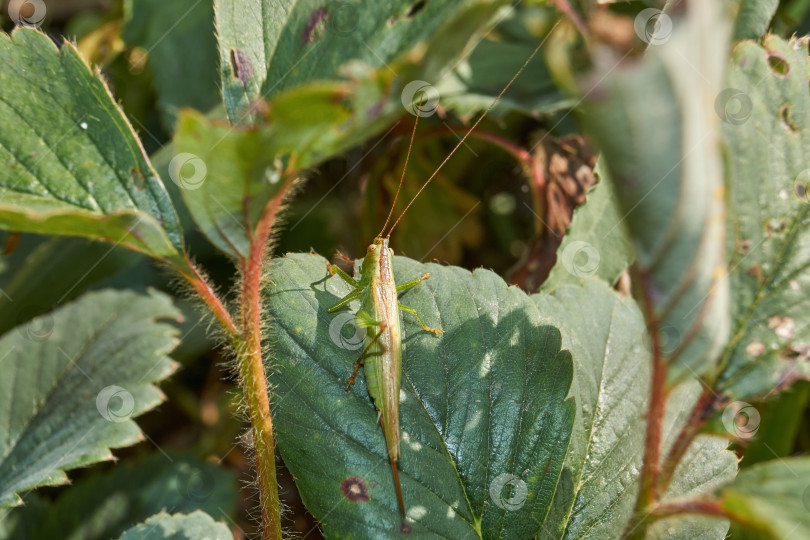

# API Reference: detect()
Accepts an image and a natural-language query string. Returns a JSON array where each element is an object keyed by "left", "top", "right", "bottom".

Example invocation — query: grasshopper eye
[{"left": 367, "top": 245, "right": 376, "bottom": 252}]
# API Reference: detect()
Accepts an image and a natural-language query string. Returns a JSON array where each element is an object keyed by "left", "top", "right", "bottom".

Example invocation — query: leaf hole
[
  {"left": 767, "top": 53, "right": 790, "bottom": 77},
  {"left": 406, "top": 0, "right": 427, "bottom": 18},
  {"left": 130, "top": 168, "right": 146, "bottom": 190},
  {"left": 780, "top": 105, "right": 799, "bottom": 133},
  {"left": 795, "top": 181, "right": 808, "bottom": 201}
]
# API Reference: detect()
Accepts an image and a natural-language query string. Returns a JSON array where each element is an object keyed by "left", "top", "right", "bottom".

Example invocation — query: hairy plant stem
[
  {"left": 627, "top": 271, "right": 669, "bottom": 539},
  {"left": 178, "top": 184, "right": 290, "bottom": 539},
  {"left": 180, "top": 258, "right": 240, "bottom": 338},
  {"left": 236, "top": 186, "right": 290, "bottom": 540}
]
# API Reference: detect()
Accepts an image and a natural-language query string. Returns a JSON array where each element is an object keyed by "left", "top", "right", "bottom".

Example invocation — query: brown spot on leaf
[
  {"left": 302, "top": 7, "right": 328, "bottom": 45},
  {"left": 130, "top": 168, "right": 146, "bottom": 190},
  {"left": 3, "top": 231, "right": 20, "bottom": 255},
  {"left": 340, "top": 476, "right": 369, "bottom": 502},
  {"left": 230, "top": 49, "right": 254, "bottom": 85},
  {"left": 746, "top": 341, "right": 765, "bottom": 357},
  {"left": 768, "top": 316, "right": 796, "bottom": 340},
  {"left": 746, "top": 265, "right": 763, "bottom": 282},
  {"left": 399, "top": 523, "right": 413, "bottom": 534}
]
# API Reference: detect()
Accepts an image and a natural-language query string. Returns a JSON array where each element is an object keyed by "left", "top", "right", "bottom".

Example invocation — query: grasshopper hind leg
[{"left": 344, "top": 320, "right": 387, "bottom": 391}]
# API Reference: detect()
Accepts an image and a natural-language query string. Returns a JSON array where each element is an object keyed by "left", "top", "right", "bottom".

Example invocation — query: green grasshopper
[
  {"left": 325, "top": 34, "right": 551, "bottom": 521},
  {"left": 326, "top": 235, "right": 441, "bottom": 517}
]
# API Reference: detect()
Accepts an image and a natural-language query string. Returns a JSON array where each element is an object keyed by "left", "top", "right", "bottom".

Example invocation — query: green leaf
[
  {"left": 535, "top": 282, "right": 735, "bottom": 539},
  {"left": 172, "top": 112, "right": 293, "bottom": 258},
  {"left": 264, "top": 253, "right": 574, "bottom": 538},
  {"left": 715, "top": 36, "right": 810, "bottom": 398},
  {"left": 0, "top": 29, "right": 185, "bottom": 266},
  {"left": 537, "top": 280, "right": 650, "bottom": 538},
  {"left": 733, "top": 0, "right": 779, "bottom": 40},
  {"left": 717, "top": 458, "right": 810, "bottom": 538},
  {"left": 117, "top": 511, "right": 233, "bottom": 540},
  {"left": 0, "top": 453, "right": 237, "bottom": 540},
  {"left": 647, "top": 382, "right": 737, "bottom": 540},
  {"left": 0, "top": 289, "right": 180, "bottom": 508},
  {"left": 0, "top": 235, "right": 140, "bottom": 335},
  {"left": 540, "top": 165, "right": 633, "bottom": 292},
  {"left": 578, "top": 2, "right": 732, "bottom": 383},
  {"left": 195, "top": 1, "right": 539, "bottom": 257},
  {"left": 215, "top": 0, "right": 507, "bottom": 125},
  {"left": 122, "top": 0, "right": 220, "bottom": 130},
  {"left": 741, "top": 382, "right": 810, "bottom": 467},
  {"left": 434, "top": 4, "right": 569, "bottom": 119}
]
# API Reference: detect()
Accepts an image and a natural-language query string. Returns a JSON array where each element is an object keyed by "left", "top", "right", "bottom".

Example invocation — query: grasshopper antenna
[
  {"left": 385, "top": 22, "right": 560, "bottom": 237},
  {"left": 379, "top": 97, "right": 423, "bottom": 239}
]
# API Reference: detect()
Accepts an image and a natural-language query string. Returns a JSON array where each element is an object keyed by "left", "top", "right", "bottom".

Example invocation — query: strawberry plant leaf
[
  {"left": 264, "top": 253, "right": 574, "bottom": 538},
  {"left": 0, "top": 453, "right": 236, "bottom": 540},
  {"left": 0, "top": 235, "right": 140, "bottom": 335},
  {"left": 189, "top": 0, "right": 519, "bottom": 257},
  {"left": 215, "top": 0, "right": 507, "bottom": 125},
  {"left": 716, "top": 458, "right": 810, "bottom": 537},
  {"left": 578, "top": 2, "right": 732, "bottom": 384},
  {"left": 117, "top": 511, "right": 233, "bottom": 540},
  {"left": 541, "top": 165, "right": 633, "bottom": 292},
  {"left": 0, "top": 29, "right": 186, "bottom": 267},
  {"left": 715, "top": 36, "right": 810, "bottom": 399},
  {"left": 734, "top": 0, "right": 779, "bottom": 40},
  {"left": 0, "top": 289, "right": 180, "bottom": 508},
  {"left": 647, "top": 381, "right": 737, "bottom": 539},
  {"left": 435, "top": 4, "right": 569, "bottom": 119},
  {"left": 536, "top": 282, "right": 735, "bottom": 539},
  {"left": 122, "top": 0, "right": 220, "bottom": 130}
]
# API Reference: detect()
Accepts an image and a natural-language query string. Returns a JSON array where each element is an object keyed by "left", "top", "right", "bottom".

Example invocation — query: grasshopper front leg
[{"left": 326, "top": 262, "right": 362, "bottom": 312}]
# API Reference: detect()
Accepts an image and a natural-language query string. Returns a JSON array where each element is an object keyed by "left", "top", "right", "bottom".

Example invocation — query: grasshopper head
[{"left": 360, "top": 237, "right": 392, "bottom": 276}]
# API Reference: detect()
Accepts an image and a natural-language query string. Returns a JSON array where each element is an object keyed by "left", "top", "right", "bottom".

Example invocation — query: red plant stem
[
  {"left": 624, "top": 498, "right": 732, "bottom": 538},
  {"left": 635, "top": 271, "right": 668, "bottom": 513},
  {"left": 648, "top": 499, "right": 731, "bottom": 520},
  {"left": 658, "top": 388, "right": 718, "bottom": 492},
  {"left": 237, "top": 186, "right": 289, "bottom": 540},
  {"left": 180, "top": 258, "right": 240, "bottom": 338}
]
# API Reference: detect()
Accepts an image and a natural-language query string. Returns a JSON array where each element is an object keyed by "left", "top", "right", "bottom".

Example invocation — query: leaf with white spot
[
  {"left": 715, "top": 35, "right": 810, "bottom": 398},
  {"left": 0, "top": 29, "right": 186, "bottom": 266}
]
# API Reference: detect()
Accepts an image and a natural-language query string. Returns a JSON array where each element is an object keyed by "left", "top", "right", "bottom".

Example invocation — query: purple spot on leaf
[
  {"left": 340, "top": 476, "right": 369, "bottom": 502},
  {"left": 230, "top": 49, "right": 253, "bottom": 85},
  {"left": 302, "top": 7, "right": 328, "bottom": 45}
]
